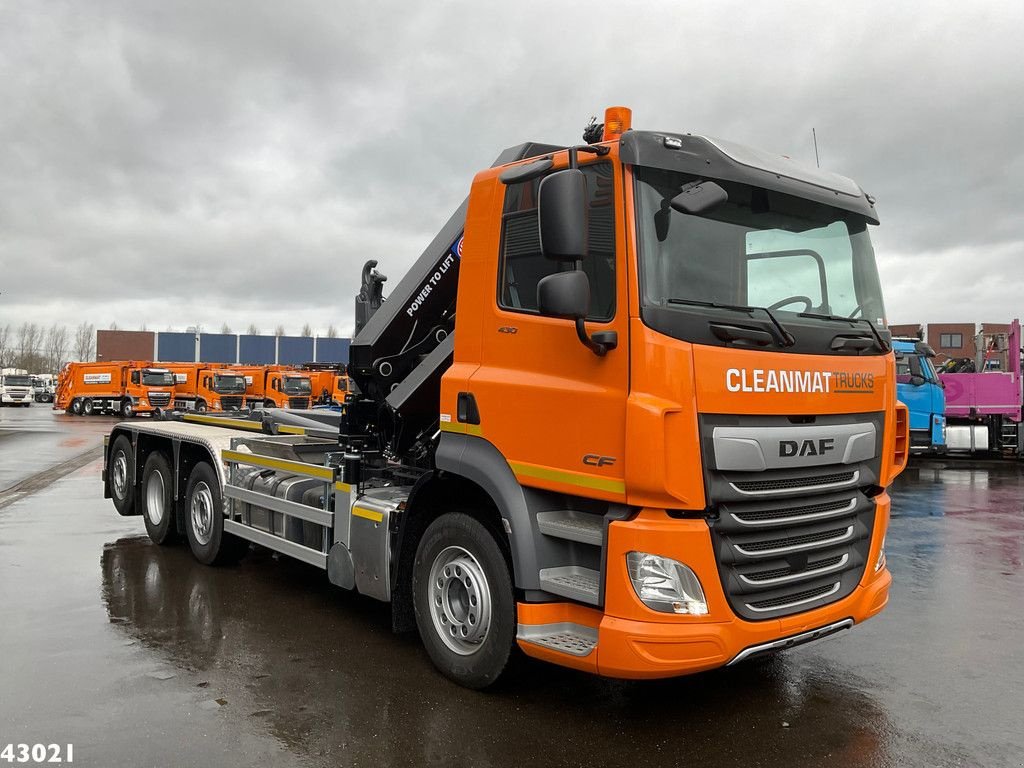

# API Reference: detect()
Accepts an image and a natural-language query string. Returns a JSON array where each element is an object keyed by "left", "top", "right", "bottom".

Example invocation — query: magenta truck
[{"left": 940, "top": 319, "right": 1023, "bottom": 454}]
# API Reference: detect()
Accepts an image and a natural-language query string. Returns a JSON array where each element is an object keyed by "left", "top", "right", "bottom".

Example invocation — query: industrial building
[{"left": 95, "top": 329, "right": 350, "bottom": 366}]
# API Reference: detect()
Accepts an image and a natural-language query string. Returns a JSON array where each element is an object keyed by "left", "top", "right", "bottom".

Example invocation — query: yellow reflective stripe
[
  {"left": 509, "top": 461, "right": 625, "bottom": 495},
  {"left": 334, "top": 481, "right": 352, "bottom": 493},
  {"left": 277, "top": 425, "right": 306, "bottom": 435},
  {"left": 439, "top": 421, "right": 483, "bottom": 436},
  {"left": 352, "top": 506, "right": 383, "bottom": 523},
  {"left": 221, "top": 449, "right": 335, "bottom": 480},
  {"left": 183, "top": 413, "right": 263, "bottom": 431}
]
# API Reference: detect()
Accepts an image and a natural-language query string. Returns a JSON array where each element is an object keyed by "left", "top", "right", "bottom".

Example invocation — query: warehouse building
[{"left": 96, "top": 329, "right": 350, "bottom": 365}]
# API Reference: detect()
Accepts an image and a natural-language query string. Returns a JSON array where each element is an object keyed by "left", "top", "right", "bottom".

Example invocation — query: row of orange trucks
[{"left": 55, "top": 360, "right": 348, "bottom": 417}]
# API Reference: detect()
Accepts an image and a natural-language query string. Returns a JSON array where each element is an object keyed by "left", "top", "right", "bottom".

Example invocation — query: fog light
[
  {"left": 875, "top": 536, "right": 887, "bottom": 572},
  {"left": 626, "top": 552, "right": 708, "bottom": 615}
]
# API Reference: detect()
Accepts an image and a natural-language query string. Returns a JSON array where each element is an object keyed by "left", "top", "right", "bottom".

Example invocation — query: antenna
[{"left": 812, "top": 127, "right": 820, "bottom": 168}]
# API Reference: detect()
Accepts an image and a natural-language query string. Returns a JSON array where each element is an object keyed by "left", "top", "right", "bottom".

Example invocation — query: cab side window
[{"left": 497, "top": 162, "right": 616, "bottom": 321}]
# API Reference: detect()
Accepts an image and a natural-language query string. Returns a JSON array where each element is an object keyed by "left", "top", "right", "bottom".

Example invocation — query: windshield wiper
[
  {"left": 798, "top": 312, "right": 890, "bottom": 352},
  {"left": 667, "top": 298, "right": 795, "bottom": 347}
]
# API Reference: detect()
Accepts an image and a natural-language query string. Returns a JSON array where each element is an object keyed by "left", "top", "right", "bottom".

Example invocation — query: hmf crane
[{"left": 102, "top": 108, "right": 906, "bottom": 688}]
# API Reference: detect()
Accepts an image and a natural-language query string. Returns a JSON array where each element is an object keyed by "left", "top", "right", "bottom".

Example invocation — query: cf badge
[{"left": 583, "top": 454, "right": 616, "bottom": 467}]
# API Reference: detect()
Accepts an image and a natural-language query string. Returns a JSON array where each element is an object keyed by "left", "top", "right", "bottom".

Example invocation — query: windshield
[
  {"left": 142, "top": 370, "right": 174, "bottom": 387},
  {"left": 4, "top": 375, "right": 32, "bottom": 387},
  {"left": 213, "top": 375, "right": 246, "bottom": 394},
  {"left": 635, "top": 167, "right": 887, "bottom": 350},
  {"left": 283, "top": 376, "right": 311, "bottom": 395}
]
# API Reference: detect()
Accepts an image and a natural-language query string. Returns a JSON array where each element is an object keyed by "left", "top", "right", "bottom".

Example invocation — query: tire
[
  {"left": 141, "top": 451, "right": 177, "bottom": 545},
  {"left": 109, "top": 435, "right": 135, "bottom": 516},
  {"left": 120, "top": 399, "right": 134, "bottom": 418},
  {"left": 263, "top": 399, "right": 275, "bottom": 409},
  {"left": 196, "top": 400, "right": 207, "bottom": 414},
  {"left": 82, "top": 399, "right": 94, "bottom": 416},
  {"left": 413, "top": 512, "right": 515, "bottom": 689},
  {"left": 69, "top": 398, "right": 82, "bottom": 415},
  {"left": 184, "top": 461, "right": 248, "bottom": 566}
]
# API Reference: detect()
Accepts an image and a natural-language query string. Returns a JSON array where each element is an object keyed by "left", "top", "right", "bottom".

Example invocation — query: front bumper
[{"left": 518, "top": 496, "right": 891, "bottom": 679}]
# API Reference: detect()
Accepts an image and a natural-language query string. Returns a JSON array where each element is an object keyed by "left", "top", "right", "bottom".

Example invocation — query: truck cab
[
  {"left": 266, "top": 370, "right": 313, "bottom": 409},
  {"left": 893, "top": 338, "right": 945, "bottom": 452},
  {"left": 0, "top": 372, "right": 34, "bottom": 406},
  {"left": 167, "top": 364, "right": 248, "bottom": 412}
]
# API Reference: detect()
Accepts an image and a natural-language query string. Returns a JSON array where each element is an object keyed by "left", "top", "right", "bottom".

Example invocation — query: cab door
[{"left": 468, "top": 157, "right": 629, "bottom": 502}]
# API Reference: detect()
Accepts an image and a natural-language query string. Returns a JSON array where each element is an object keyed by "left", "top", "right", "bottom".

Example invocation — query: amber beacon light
[{"left": 602, "top": 106, "right": 632, "bottom": 141}]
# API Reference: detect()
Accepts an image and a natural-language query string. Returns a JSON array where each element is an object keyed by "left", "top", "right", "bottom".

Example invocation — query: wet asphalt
[{"left": 0, "top": 406, "right": 1022, "bottom": 768}]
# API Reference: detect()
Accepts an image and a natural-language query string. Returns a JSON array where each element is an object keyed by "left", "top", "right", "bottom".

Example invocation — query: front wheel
[
  {"left": 196, "top": 400, "right": 207, "bottom": 414},
  {"left": 413, "top": 513, "right": 515, "bottom": 689},
  {"left": 141, "top": 452, "right": 177, "bottom": 545},
  {"left": 120, "top": 399, "right": 134, "bottom": 419},
  {"left": 185, "top": 462, "right": 248, "bottom": 566}
]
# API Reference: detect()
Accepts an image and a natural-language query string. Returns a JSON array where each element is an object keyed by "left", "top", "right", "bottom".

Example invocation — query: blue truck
[{"left": 893, "top": 338, "right": 945, "bottom": 452}]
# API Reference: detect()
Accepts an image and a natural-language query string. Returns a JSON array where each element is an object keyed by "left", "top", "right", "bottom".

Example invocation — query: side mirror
[
  {"left": 538, "top": 169, "right": 587, "bottom": 261},
  {"left": 538, "top": 270, "right": 590, "bottom": 319},
  {"left": 670, "top": 180, "right": 728, "bottom": 216},
  {"left": 909, "top": 373, "right": 926, "bottom": 386},
  {"left": 537, "top": 270, "right": 617, "bottom": 357}
]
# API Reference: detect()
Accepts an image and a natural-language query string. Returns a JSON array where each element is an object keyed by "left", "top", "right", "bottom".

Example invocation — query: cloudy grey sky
[{"left": 1, "top": 0, "right": 1022, "bottom": 336}]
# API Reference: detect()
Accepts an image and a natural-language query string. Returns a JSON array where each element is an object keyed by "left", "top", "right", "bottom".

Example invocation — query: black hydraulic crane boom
[{"left": 345, "top": 142, "right": 562, "bottom": 458}]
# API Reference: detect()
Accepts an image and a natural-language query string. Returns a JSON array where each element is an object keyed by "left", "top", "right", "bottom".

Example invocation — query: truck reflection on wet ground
[{"left": 100, "top": 535, "right": 902, "bottom": 767}]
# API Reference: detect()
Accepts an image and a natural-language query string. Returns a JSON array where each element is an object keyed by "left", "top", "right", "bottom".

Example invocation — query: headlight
[
  {"left": 139, "top": 400, "right": 148, "bottom": 406},
  {"left": 875, "top": 535, "right": 887, "bottom": 572},
  {"left": 626, "top": 552, "right": 708, "bottom": 615}
]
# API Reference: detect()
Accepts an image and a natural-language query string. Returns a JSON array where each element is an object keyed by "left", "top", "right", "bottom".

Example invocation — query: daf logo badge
[{"left": 779, "top": 438, "right": 835, "bottom": 458}]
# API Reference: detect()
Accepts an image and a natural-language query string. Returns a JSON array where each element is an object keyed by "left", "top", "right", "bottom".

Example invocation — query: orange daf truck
[
  {"left": 102, "top": 108, "right": 906, "bottom": 689},
  {"left": 236, "top": 365, "right": 314, "bottom": 409},
  {"left": 300, "top": 363, "right": 350, "bottom": 406},
  {"left": 56, "top": 361, "right": 173, "bottom": 417},
  {"left": 162, "top": 363, "right": 248, "bottom": 413}
]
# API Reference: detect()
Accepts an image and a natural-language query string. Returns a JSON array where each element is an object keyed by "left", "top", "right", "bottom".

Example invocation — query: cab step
[
  {"left": 536, "top": 510, "right": 604, "bottom": 546},
  {"left": 517, "top": 622, "right": 598, "bottom": 657},
  {"left": 539, "top": 566, "right": 600, "bottom": 604}
]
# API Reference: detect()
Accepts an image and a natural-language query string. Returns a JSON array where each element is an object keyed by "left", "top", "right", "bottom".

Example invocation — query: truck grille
[
  {"left": 149, "top": 392, "right": 171, "bottom": 407},
  {"left": 701, "top": 413, "right": 883, "bottom": 621},
  {"left": 220, "top": 396, "right": 244, "bottom": 410},
  {"left": 288, "top": 397, "right": 310, "bottom": 409}
]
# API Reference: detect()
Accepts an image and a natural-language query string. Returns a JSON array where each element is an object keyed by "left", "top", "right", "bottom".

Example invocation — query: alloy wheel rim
[
  {"left": 428, "top": 545, "right": 492, "bottom": 655},
  {"left": 145, "top": 470, "right": 165, "bottom": 525},
  {"left": 190, "top": 481, "right": 215, "bottom": 546}
]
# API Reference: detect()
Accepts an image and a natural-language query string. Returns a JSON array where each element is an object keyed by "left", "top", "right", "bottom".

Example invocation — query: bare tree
[
  {"left": 301, "top": 323, "right": 313, "bottom": 337},
  {"left": 16, "top": 322, "right": 42, "bottom": 371},
  {"left": 73, "top": 323, "right": 95, "bottom": 362},
  {"left": 139, "top": 323, "right": 148, "bottom": 332},
  {"left": 246, "top": 323, "right": 260, "bottom": 335},
  {"left": 274, "top": 325, "right": 286, "bottom": 337},
  {"left": 44, "top": 325, "right": 69, "bottom": 373},
  {"left": 0, "top": 324, "right": 11, "bottom": 368},
  {"left": 220, "top": 323, "right": 232, "bottom": 335},
  {"left": 109, "top": 321, "right": 119, "bottom": 331},
  {"left": 326, "top": 324, "right": 338, "bottom": 339}
]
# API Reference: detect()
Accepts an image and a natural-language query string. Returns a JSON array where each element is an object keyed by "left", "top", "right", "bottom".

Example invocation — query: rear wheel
[
  {"left": 82, "top": 399, "right": 94, "bottom": 416},
  {"left": 185, "top": 462, "right": 248, "bottom": 566},
  {"left": 413, "top": 513, "right": 515, "bottom": 689},
  {"left": 110, "top": 435, "right": 135, "bottom": 516},
  {"left": 69, "top": 398, "right": 82, "bottom": 415},
  {"left": 141, "top": 452, "right": 177, "bottom": 545}
]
